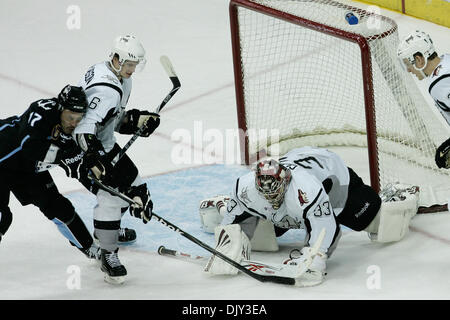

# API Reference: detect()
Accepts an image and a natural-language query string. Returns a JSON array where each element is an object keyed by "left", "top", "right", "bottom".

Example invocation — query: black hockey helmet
[{"left": 58, "top": 85, "right": 88, "bottom": 113}]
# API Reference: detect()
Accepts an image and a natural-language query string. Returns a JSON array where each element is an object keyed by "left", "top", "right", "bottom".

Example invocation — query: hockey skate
[
  {"left": 94, "top": 227, "right": 137, "bottom": 245},
  {"left": 101, "top": 248, "right": 127, "bottom": 284}
]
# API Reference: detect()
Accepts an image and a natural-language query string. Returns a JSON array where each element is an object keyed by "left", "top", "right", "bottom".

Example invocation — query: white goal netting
[{"left": 231, "top": 0, "right": 450, "bottom": 206}]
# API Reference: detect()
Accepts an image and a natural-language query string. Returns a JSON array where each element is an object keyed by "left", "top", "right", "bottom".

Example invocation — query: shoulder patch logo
[
  {"left": 298, "top": 189, "right": 309, "bottom": 205},
  {"left": 85, "top": 66, "right": 95, "bottom": 85},
  {"left": 51, "top": 124, "right": 62, "bottom": 140},
  {"left": 433, "top": 65, "right": 442, "bottom": 77}
]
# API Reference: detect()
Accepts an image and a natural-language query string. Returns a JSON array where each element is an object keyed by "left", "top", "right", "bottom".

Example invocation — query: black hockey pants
[{"left": 0, "top": 169, "right": 93, "bottom": 249}]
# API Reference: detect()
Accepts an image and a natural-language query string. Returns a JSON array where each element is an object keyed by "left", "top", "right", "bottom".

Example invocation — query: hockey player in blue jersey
[{"left": 0, "top": 85, "right": 101, "bottom": 259}]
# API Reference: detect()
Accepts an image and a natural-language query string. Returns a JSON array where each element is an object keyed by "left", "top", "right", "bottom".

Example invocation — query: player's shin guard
[{"left": 93, "top": 220, "right": 120, "bottom": 251}]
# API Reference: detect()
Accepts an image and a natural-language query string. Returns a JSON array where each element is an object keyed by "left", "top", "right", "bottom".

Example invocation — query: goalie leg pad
[
  {"left": 204, "top": 224, "right": 251, "bottom": 275},
  {"left": 248, "top": 218, "right": 279, "bottom": 252},
  {"left": 366, "top": 184, "right": 419, "bottom": 243}
]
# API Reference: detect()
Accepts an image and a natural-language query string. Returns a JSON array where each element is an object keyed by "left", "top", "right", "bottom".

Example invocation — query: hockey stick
[
  {"left": 89, "top": 177, "right": 307, "bottom": 285},
  {"left": 158, "top": 228, "right": 326, "bottom": 283},
  {"left": 158, "top": 245, "right": 300, "bottom": 278},
  {"left": 158, "top": 246, "right": 206, "bottom": 263},
  {"left": 418, "top": 204, "right": 448, "bottom": 214},
  {"left": 157, "top": 245, "right": 316, "bottom": 280},
  {"left": 113, "top": 56, "right": 181, "bottom": 164}
]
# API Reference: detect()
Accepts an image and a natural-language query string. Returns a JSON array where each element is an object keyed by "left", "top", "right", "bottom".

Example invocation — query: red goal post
[{"left": 229, "top": 0, "right": 450, "bottom": 210}]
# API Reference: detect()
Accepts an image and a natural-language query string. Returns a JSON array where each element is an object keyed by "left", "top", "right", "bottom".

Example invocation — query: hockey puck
[{"left": 345, "top": 11, "right": 359, "bottom": 25}]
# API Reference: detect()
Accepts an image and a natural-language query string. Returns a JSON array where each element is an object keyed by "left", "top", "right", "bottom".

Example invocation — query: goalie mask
[
  {"left": 397, "top": 30, "right": 435, "bottom": 78},
  {"left": 109, "top": 35, "right": 147, "bottom": 73},
  {"left": 255, "top": 159, "right": 291, "bottom": 210}
]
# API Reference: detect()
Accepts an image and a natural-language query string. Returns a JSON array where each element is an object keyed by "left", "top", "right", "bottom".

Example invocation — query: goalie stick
[
  {"left": 158, "top": 245, "right": 300, "bottom": 278},
  {"left": 418, "top": 204, "right": 448, "bottom": 214},
  {"left": 89, "top": 176, "right": 325, "bottom": 286},
  {"left": 157, "top": 246, "right": 304, "bottom": 279},
  {"left": 158, "top": 229, "right": 326, "bottom": 283},
  {"left": 113, "top": 55, "right": 181, "bottom": 164}
]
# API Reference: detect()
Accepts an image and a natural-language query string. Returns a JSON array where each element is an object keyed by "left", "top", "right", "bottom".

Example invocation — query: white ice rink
[{"left": 1, "top": 0, "right": 450, "bottom": 304}]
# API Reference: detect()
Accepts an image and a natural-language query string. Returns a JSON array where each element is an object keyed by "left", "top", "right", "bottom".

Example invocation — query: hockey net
[{"left": 230, "top": 0, "right": 450, "bottom": 209}]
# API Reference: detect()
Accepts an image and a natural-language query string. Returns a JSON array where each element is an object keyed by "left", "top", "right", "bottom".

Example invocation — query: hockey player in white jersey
[
  {"left": 397, "top": 30, "right": 450, "bottom": 168},
  {"left": 200, "top": 147, "right": 419, "bottom": 286},
  {"left": 73, "top": 35, "right": 160, "bottom": 284}
]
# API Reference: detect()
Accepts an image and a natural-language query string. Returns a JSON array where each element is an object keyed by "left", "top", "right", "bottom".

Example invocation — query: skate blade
[{"left": 103, "top": 274, "right": 126, "bottom": 285}]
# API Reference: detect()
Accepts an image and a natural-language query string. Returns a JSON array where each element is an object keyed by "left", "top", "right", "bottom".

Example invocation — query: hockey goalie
[{"left": 200, "top": 146, "right": 419, "bottom": 287}]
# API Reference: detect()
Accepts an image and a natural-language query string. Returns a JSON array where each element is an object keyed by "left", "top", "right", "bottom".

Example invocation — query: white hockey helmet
[
  {"left": 397, "top": 30, "right": 435, "bottom": 72},
  {"left": 254, "top": 159, "right": 291, "bottom": 210},
  {"left": 109, "top": 35, "right": 147, "bottom": 73}
]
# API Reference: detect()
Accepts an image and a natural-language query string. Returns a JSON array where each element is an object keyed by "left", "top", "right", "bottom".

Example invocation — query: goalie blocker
[{"left": 199, "top": 195, "right": 279, "bottom": 251}]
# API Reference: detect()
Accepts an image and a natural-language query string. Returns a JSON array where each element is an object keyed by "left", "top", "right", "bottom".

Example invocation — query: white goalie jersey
[
  {"left": 429, "top": 54, "right": 450, "bottom": 125},
  {"left": 74, "top": 61, "right": 132, "bottom": 152},
  {"left": 221, "top": 147, "right": 350, "bottom": 254}
]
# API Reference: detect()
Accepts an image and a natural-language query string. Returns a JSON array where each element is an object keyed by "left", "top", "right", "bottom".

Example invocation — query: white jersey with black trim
[
  {"left": 429, "top": 54, "right": 450, "bottom": 125},
  {"left": 222, "top": 147, "right": 349, "bottom": 254},
  {"left": 74, "top": 61, "right": 132, "bottom": 152},
  {"left": 279, "top": 146, "right": 350, "bottom": 215}
]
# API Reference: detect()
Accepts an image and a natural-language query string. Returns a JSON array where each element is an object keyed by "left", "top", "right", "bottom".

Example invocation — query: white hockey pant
[{"left": 94, "top": 175, "right": 143, "bottom": 251}]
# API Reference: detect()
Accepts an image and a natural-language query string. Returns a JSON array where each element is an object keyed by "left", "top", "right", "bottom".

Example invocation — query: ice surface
[{"left": 0, "top": 0, "right": 449, "bottom": 303}]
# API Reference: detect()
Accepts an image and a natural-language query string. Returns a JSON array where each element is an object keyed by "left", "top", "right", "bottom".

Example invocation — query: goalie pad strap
[{"left": 244, "top": 217, "right": 279, "bottom": 252}]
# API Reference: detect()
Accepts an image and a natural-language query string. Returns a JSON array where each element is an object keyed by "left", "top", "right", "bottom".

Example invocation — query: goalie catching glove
[
  {"left": 126, "top": 184, "right": 153, "bottom": 224},
  {"left": 435, "top": 137, "right": 450, "bottom": 169},
  {"left": 283, "top": 247, "right": 327, "bottom": 287},
  {"left": 119, "top": 109, "right": 160, "bottom": 137}
]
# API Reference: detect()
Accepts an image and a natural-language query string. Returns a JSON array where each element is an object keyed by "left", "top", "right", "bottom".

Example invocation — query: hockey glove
[
  {"left": 77, "top": 134, "right": 114, "bottom": 184},
  {"left": 284, "top": 247, "right": 327, "bottom": 287},
  {"left": 435, "top": 138, "right": 450, "bottom": 169},
  {"left": 126, "top": 184, "right": 153, "bottom": 224},
  {"left": 119, "top": 109, "right": 160, "bottom": 137}
]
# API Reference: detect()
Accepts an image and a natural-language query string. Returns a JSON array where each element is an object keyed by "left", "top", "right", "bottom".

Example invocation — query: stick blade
[{"left": 160, "top": 55, "right": 177, "bottom": 77}]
